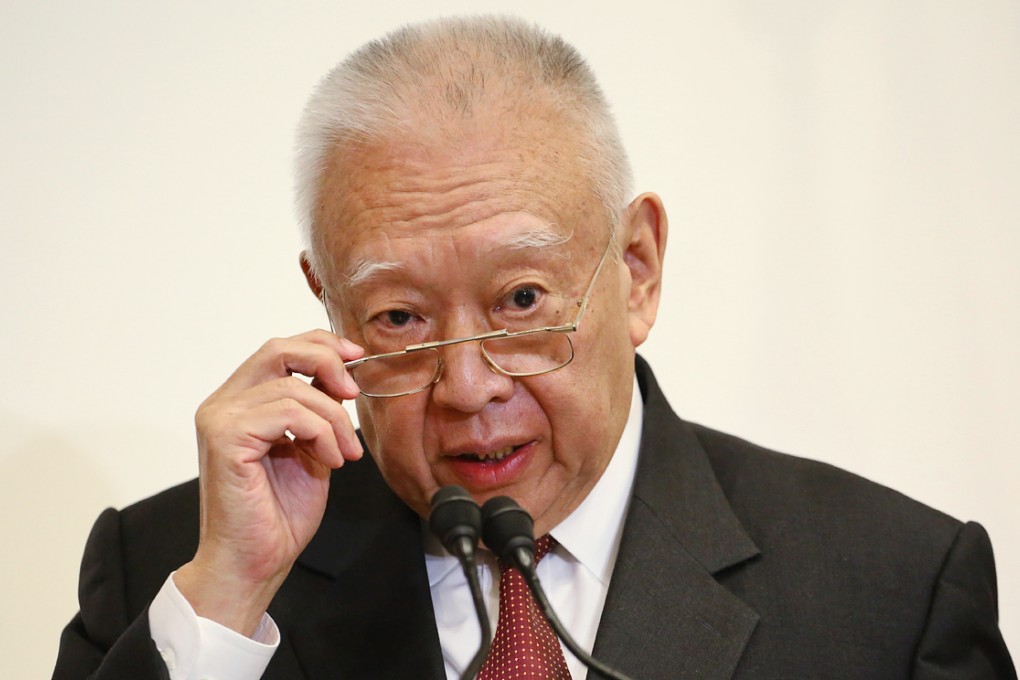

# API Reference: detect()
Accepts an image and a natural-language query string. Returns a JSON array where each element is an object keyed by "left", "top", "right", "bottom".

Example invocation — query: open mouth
[
  {"left": 457, "top": 445, "right": 517, "bottom": 463},
  {"left": 446, "top": 441, "right": 535, "bottom": 489}
]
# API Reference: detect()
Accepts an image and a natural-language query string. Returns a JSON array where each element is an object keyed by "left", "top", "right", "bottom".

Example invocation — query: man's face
[{"left": 313, "top": 111, "right": 654, "bottom": 535}]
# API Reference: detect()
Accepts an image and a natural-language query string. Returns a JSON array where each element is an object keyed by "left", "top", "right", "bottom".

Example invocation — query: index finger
[{"left": 224, "top": 331, "right": 365, "bottom": 399}]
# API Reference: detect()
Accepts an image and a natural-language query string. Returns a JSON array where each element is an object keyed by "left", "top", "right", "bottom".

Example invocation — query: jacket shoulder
[
  {"left": 119, "top": 477, "right": 200, "bottom": 519},
  {"left": 687, "top": 421, "right": 970, "bottom": 617},
  {"left": 684, "top": 423, "right": 1016, "bottom": 676},
  {"left": 113, "top": 479, "right": 201, "bottom": 612},
  {"left": 690, "top": 423, "right": 961, "bottom": 545}
]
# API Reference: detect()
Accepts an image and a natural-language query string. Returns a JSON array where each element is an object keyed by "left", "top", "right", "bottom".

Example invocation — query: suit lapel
[
  {"left": 590, "top": 357, "right": 761, "bottom": 680},
  {"left": 280, "top": 452, "right": 447, "bottom": 680}
]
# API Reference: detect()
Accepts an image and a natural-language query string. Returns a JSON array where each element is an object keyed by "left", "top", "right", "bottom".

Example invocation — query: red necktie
[{"left": 478, "top": 534, "right": 572, "bottom": 679}]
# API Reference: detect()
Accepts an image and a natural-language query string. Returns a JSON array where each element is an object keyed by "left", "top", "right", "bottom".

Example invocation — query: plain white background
[{"left": 2, "top": 2, "right": 1017, "bottom": 676}]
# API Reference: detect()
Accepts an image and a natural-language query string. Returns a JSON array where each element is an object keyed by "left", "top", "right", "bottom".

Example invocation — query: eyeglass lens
[
  {"left": 348, "top": 331, "right": 574, "bottom": 398},
  {"left": 349, "top": 349, "right": 442, "bottom": 398},
  {"left": 480, "top": 332, "right": 573, "bottom": 374}
]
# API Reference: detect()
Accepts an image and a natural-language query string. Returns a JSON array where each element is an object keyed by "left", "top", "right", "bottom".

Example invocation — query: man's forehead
[
  {"left": 311, "top": 104, "right": 605, "bottom": 295},
  {"left": 317, "top": 102, "right": 595, "bottom": 227}
]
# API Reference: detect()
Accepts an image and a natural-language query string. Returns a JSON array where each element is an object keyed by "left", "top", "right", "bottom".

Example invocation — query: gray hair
[{"left": 294, "top": 15, "right": 633, "bottom": 279}]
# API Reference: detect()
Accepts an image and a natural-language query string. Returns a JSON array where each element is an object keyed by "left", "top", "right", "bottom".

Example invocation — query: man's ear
[
  {"left": 300, "top": 251, "right": 325, "bottom": 301},
  {"left": 621, "top": 192, "right": 668, "bottom": 347}
]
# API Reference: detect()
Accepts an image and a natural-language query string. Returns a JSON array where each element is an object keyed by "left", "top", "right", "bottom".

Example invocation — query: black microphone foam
[
  {"left": 429, "top": 485, "right": 482, "bottom": 559},
  {"left": 481, "top": 496, "right": 535, "bottom": 567}
]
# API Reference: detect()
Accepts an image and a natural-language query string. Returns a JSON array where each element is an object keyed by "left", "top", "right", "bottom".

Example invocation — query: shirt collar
[{"left": 425, "top": 374, "right": 644, "bottom": 587}]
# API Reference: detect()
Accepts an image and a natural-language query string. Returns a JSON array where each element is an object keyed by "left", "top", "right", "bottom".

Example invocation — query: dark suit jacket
[{"left": 54, "top": 356, "right": 1015, "bottom": 679}]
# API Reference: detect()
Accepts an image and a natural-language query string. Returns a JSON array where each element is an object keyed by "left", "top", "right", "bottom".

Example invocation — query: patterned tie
[{"left": 478, "top": 534, "right": 572, "bottom": 679}]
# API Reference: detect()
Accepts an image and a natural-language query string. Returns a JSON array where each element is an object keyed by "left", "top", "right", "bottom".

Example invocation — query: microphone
[
  {"left": 478, "top": 495, "right": 536, "bottom": 567},
  {"left": 430, "top": 485, "right": 483, "bottom": 562},
  {"left": 480, "top": 496, "right": 636, "bottom": 680},
  {"left": 428, "top": 486, "right": 491, "bottom": 680}
]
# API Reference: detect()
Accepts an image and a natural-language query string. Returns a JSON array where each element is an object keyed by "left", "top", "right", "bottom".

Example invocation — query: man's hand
[{"left": 174, "top": 330, "right": 364, "bottom": 636}]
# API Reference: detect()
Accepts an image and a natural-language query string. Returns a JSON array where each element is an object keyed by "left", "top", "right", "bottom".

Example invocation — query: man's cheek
[{"left": 361, "top": 400, "right": 423, "bottom": 453}]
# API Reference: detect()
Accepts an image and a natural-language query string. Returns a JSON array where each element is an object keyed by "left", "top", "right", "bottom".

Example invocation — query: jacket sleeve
[
  {"left": 912, "top": 521, "right": 1016, "bottom": 680},
  {"left": 52, "top": 507, "right": 171, "bottom": 680}
]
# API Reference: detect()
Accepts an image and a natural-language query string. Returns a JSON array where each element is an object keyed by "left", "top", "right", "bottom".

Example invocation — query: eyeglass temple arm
[{"left": 571, "top": 237, "right": 614, "bottom": 330}]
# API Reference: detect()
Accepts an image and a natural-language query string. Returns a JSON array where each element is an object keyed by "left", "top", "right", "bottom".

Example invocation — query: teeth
[{"left": 467, "top": 445, "right": 514, "bottom": 461}]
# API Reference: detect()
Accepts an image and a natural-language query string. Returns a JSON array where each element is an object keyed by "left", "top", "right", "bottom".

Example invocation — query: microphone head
[
  {"left": 429, "top": 485, "right": 482, "bottom": 558},
  {"left": 481, "top": 496, "right": 535, "bottom": 565}
]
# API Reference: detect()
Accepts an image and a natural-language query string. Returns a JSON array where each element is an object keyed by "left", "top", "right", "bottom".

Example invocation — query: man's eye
[
  {"left": 385, "top": 310, "right": 412, "bottom": 326},
  {"left": 511, "top": 287, "right": 538, "bottom": 309}
]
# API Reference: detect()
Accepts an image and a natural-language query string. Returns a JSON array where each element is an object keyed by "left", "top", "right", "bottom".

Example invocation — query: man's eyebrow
[
  {"left": 340, "top": 225, "right": 573, "bottom": 290},
  {"left": 343, "top": 259, "right": 403, "bottom": 289},
  {"left": 503, "top": 224, "right": 573, "bottom": 250}
]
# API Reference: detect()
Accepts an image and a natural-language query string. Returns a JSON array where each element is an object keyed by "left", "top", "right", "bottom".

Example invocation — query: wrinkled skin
[{"left": 177, "top": 107, "right": 667, "bottom": 635}]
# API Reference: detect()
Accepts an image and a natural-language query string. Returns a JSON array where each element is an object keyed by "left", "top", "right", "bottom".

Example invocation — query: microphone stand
[
  {"left": 459, "top": 546, "right": 492, "bottom": 680},
  {"left": 482, "top": 496, "right": 637, "bottom": 680},
  {"left": 513, "top": 549, "right": 635, "bottom": 680},
  {"left": 428, "top": 486, "right": 492, "bottom": 680}
]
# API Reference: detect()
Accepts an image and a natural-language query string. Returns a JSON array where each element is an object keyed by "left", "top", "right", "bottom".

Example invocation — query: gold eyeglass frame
[{"left": 323, "top": 234, "right": 615, "bottom": 398}]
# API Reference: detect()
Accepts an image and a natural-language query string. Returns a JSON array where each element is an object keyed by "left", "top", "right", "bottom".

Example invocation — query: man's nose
[{"left": 430, "top": 338, "right": 515, "bottom": 412}]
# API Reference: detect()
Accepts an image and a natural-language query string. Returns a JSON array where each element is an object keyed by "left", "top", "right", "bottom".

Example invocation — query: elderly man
[{"left": 54, "top": 16, "right": 1014, "bottom": 680}]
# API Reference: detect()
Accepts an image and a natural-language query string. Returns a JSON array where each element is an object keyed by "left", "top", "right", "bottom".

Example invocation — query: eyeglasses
[{"left": 324, "top": 235, "right": 614, "bottom": 398}]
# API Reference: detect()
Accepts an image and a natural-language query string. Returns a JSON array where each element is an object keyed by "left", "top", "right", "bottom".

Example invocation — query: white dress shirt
[{"left": 148, "top": 376, "right": 643, "bottom": 680}]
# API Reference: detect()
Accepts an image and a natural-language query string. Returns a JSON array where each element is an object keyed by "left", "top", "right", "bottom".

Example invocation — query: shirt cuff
[{"left": 148, "top": 571, "right": 279, "bottom": 680}]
